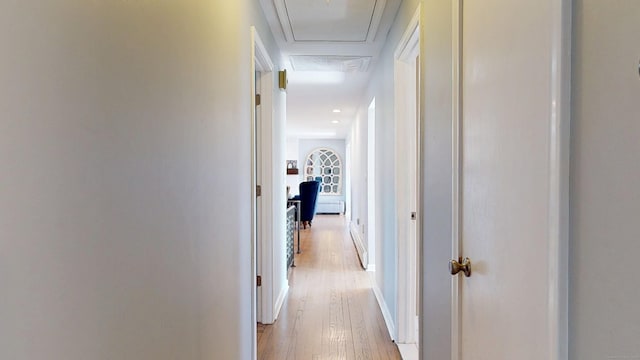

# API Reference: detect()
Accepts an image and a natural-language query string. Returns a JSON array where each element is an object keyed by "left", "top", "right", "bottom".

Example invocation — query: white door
[{"left": 454, "top": 1, "right": 569, "bottom": 359}]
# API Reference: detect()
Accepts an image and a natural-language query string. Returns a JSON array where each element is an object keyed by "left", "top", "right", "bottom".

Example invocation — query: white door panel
[{"left": 457, "top": 0, "right": 568, "bottom": 359}]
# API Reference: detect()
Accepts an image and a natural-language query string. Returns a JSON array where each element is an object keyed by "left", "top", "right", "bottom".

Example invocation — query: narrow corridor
[{"left": 257, "top": 215, "right": 401, "bottom": 360}]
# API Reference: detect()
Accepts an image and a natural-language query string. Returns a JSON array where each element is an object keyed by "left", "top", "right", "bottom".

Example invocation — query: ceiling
[{"left": 259, "top": 0, "right": 402, "bottom": 139}]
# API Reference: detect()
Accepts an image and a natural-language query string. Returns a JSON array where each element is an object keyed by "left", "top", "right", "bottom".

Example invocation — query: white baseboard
[
  {"left": 273, "top": 284, "right": 289, "bottom": 321},
  {"left": 349, "top": 222, "right": 368, "bottom": 269},
  {"left": 370, "top": 272, "right": 396, "bottom": 342},
  {"left": 397, "top": 343, "right": 419, "bottom": 360},
  {"left": 366, "top": 264, "right": 376, "bottom": 272}
]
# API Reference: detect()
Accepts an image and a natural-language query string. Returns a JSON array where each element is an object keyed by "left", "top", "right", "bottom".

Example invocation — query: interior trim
[{"left": 273, "top": 0, "right": 388, "bottom": 44}]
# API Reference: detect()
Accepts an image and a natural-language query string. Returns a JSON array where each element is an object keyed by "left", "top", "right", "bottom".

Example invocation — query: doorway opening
[
  {"left": 251, "top": 26, "right": 288, "bottom": 360},
  {"left": 394, "top": 6, "right": 420, "bottom": 357},
  {"left": 367, "top": 98, "right": 377, "bottom": 272}
]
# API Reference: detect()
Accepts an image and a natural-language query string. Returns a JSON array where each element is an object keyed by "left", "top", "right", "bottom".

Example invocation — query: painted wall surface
[
  {"left": 297, "top": 138, "right": 346, "bottom": 203},
  {"left": 570, "top": 1, "right": 640, "bottom": 359},
  {"left": 348, "top": 0, "right": 419, "bottom": 336},
  {"left": 272, "top": 87, "right": 288, "bottom": 321},
  {"left": 419, "top": 0, "right": 454, "bottom": 358},
  {"left": 348, "top": 113, "right": 368, "bottom": 239},
  {"left": 285, "top": 138, "right": 300, "bottom": 196},
  {"left": 0, "top": 1, "right": 280, "bottom": 359}
]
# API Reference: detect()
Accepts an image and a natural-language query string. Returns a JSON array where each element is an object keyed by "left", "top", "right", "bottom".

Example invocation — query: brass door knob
[{"left": 450, "top": 257, "right": 471, "bottom": 277}]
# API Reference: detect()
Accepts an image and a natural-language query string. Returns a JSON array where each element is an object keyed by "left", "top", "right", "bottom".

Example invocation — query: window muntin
[{"left": 304, "top": 148, "right": 342, "bottom": 195}]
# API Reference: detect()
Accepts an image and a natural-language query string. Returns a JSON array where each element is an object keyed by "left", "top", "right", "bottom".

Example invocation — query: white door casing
[
  {"left": 250, "top": 27, "right": 259, "bottom": 360},
  {"left": 254, "top": 68, "right": 263, "bottom": 326},
  {"left": 251, "top": 27, "right": 285, "bottom": 329},
  {"left": 367, "top": 99, "right": 377, "bottom": 271},
  {"left": 395, "top": 4, "right": 420, "bottom": 346},
  {"left": 450, "top": 1, "right": 570, "bottom": 359}
]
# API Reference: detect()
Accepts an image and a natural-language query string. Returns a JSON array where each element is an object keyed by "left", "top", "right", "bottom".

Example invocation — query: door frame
[
  {"left": 446, "top": 1, "right": 571, "bottom": 359},
  {"left": 394, "top": 4, "right": 420, "bottom": 346},
  {"left": 251, "top": 25, "right": 279, "bottom": 333},
  {"left": 367, "top": 98, "right": 377, "bottom": 271}
]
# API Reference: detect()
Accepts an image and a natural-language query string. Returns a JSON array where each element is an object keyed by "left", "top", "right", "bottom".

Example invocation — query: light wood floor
[{"left": 257, "top": 215, "right": 401, "bottom": 360}]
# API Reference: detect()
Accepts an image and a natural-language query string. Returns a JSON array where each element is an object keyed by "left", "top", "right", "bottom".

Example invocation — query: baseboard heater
[
  {"left": 316, "top": 200, "right": 345, "bottom": 214},
  {"left": 349, "top": 222, "right": 368, "bottom": 270}
]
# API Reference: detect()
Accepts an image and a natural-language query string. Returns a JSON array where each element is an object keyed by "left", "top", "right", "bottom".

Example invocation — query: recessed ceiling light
[
  {"left": 332, "top": 109, "right": 341, "bottom": 113},
  {"left": 331, "top": 120, "right": 340, "bottom": 124}
]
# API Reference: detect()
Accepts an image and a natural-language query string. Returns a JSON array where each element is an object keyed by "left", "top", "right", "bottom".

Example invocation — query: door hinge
[
  {"left": 255, "top": 94, "right": 261, "bottom": 106},
  {"left": 257, "top": 275, "right": 262, "bottom": 287},
  {"left": 256, "top": 185, "right": 262, "bottom": 197}
]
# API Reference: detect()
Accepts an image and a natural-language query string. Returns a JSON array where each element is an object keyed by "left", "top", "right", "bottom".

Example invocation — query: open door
[{"left": 251, "top": 26, "right": 286, "bottom": 360}]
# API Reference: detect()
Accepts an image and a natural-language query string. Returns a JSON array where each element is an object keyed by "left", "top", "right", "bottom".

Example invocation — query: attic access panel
[{"left": 284, "top": 0, "right": 378, "bottom": 42}]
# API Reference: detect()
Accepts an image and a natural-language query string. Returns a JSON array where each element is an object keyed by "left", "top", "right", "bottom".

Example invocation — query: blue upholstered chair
[{"left": 292, "top": 180, "right": 321, "bottom": 228}]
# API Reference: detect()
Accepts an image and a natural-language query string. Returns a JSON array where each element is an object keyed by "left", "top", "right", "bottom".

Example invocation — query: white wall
[
  {"left": 419, "top": 0, "right": 455, "bottom": 358},
  {"left": 570, "top": 1, "right": 640, "bottom": 358},
  {"left": 348, "top": 0, "right": 419, "bottom": 336},
  {"left": 285, "top": 137, "right": 300, "bottom": 196},
  {"left": 269, "top": 85, "right": 288, "bottom": 324},
  {"left": 348, "top": 112, "right": 368, "bottom": 242},
  {"left": 0, "top": 2, "right": 280, "bottom": 359}
]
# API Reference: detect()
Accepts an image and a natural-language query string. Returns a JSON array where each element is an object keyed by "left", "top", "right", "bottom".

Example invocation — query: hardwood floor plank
[{"left": 257, "top": 215, "right": 401, "bottom": 360}]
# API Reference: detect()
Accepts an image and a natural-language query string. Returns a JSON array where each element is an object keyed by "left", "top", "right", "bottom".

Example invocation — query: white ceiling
[{"left": 259, "top": 0, "right": 402, "bottom": 139}]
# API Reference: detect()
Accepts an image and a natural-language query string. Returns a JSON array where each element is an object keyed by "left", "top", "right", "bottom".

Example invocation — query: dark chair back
[{"left": 297, "top": 181, "right": 321, "bottom": 225}]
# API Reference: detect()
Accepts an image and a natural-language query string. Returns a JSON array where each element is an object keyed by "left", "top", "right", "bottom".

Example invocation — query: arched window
[{"left": 304, "top": 148, "right": 342, "bottom": 195}]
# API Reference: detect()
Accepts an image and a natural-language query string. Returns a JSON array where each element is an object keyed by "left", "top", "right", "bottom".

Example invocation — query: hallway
[{"left": 257, "top": 215, "right": 401, "bottom": 360}]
